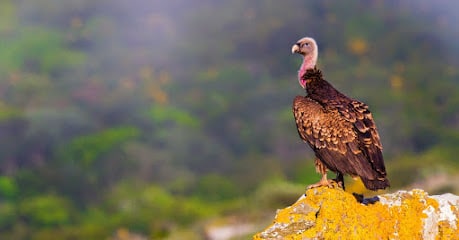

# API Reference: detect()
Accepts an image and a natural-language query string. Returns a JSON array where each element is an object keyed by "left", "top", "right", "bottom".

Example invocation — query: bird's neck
[
  {"left": 298, "top": 55, "right": 316, "bottom": 88},
  {"left": 304, "top": 71, "right": 345, "bottom": 102}
]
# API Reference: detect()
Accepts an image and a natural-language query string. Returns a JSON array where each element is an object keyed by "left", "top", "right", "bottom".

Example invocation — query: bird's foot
[
  {"left": 332, "top": 177, "right": 344, "bottom": 190},
  {"left": 307, "top": 179, "right": 340, "bottom": 189}
]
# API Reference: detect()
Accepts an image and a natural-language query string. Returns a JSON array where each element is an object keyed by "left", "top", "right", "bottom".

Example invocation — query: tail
[{"left": 361, "top": 177, "right": 390, "bottom": 191}]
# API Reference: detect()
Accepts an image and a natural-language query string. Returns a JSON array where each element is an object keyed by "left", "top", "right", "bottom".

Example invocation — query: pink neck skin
[{"left": 298, "top": 54, "right": 316, "bottom": 89}]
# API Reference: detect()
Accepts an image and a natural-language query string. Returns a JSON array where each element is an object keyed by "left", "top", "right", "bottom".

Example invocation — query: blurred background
[{"left": 1, "top": 0, "right": 459, "bottom": 239}]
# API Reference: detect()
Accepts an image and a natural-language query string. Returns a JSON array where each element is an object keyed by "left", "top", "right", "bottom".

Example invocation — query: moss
[{"left": 254, "top": 187, "right": 459, "bottom": 240}]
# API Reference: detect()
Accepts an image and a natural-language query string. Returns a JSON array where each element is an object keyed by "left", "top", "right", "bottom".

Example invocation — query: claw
[
  {"left": 307, "top": 179, "right": 339, "bottom": 189},
  {"left": 307, "top": 180, "right": 333, "bottom": 189},
  {"left": 307, "top": 173, "right": 335, "bottom": 189},
  {"left": 308, "top": 159, "right": 345, "bottom": 190},
  {"left": 333, "top": 173, "right": 345, "bottom": 190},
  {"left": 307, "top": 172, "right": 345, "bottom": 189}
]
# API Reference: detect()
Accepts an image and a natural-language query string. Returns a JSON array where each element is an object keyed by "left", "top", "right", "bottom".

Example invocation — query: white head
[{"left": 292, "top": 37, "right": 318, "bottom": 88}]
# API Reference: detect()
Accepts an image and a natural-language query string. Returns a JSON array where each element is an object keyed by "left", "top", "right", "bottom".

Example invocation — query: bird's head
[
  {"left": 292, "top": 37, "right": 318, "bottom": 88},
  {"left": 291, "top": 37, "right": 318, "bottom": 60}
]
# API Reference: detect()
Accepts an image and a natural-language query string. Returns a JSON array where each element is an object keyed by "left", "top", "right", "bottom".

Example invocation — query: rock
[{"left": 253, "top": 187, "right": 459, "bottom": 239}]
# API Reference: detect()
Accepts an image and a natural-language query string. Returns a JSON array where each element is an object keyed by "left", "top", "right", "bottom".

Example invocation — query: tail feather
[{"left": 361, "top": 177, "right": 390, "bottom": 191}]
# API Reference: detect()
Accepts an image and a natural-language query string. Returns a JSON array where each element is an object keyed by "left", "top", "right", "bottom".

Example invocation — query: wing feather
[
  {"left": 324, "top": 98, "right": 385, "bottom": 167},
  {"left": 294, "top": 67, "right": 389, "bottom": 190},
  {"left": 343, "top": 100, "right": 386, "bottom": 176},
  {"left": 294, "top": 96, "right": 366, "bottom": 175},
  {"left": 293, "top": 96, "right": 387, "bottom": 182}
]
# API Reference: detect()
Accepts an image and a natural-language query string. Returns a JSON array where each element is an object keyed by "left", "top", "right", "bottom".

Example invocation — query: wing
[
  {"left": 324, "top": 98, "right": 387, "bottom": 177},
  {"left": 292, "top": 96, "right": 382, "bottom": 180}
]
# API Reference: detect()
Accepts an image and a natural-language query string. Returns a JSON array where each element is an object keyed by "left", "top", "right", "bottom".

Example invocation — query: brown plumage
[{"left": 291, "top": 37, "right": 389, "bottom": 191}]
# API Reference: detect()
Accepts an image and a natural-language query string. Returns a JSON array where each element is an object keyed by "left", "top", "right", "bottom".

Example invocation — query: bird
[{"left": 291, "top": 37, "right": 389, "bottom": 191}]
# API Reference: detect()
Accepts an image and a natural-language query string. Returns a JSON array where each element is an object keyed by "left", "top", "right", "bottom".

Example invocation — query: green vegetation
[{"left": 0, "top": 0, "right": 458, "bottom": 238}]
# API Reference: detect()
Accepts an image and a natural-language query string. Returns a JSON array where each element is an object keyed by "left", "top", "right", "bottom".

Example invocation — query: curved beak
[{"left": 291, "top": 43, "right": 300, "bottom": 54}]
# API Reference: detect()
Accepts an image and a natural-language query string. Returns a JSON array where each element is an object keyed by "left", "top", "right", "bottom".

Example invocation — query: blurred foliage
[
  {"left": 0, "top": 0, "right": 458, "bottom": 238},
  {"left": 19, "top": 195, "right": 72, "bottom": 227},
  {"left": 60, "top": 126, "right": 140, "bottom": 167},
  {"left": 252, "top": 179, "right": 305, "bottom": 209},
  {"left": 0, "top": 176, "right": 18, "bottom": 199}
]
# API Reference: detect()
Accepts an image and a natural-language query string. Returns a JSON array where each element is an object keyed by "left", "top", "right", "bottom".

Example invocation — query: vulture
[{"left": 291, "top": 37, "right": 389, "bottom": 191}]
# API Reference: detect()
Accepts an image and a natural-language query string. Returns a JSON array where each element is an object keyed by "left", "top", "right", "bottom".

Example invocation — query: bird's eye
[{"left": 303, "top": 42, "right": 310, "bottom": 47}]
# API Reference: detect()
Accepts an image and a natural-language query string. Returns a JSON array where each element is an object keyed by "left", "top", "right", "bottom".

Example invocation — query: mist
[{"left": 0, "top": 0, "right": 458, "bottom": 238}]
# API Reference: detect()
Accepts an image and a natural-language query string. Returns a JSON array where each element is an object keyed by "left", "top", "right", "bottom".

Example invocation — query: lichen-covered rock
[{"left": 253, "top": 187, "right": 459, "bottom": 239}]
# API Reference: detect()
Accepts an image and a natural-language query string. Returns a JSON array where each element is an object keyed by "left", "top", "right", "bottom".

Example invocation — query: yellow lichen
[
  {"left": 394, "top": 190, "right": 430, "bottom": 239},
  {"left": 435, "top": 205, "right": 459, "bottom": 240},
  {"left": 254, "top": 188, "right": 458, "bottom": 240},
  {"left": 437, "top": 220, "right": 459, "bottom": 240}
]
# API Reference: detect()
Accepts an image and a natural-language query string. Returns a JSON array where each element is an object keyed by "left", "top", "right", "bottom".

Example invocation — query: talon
[
  {"left": 333, "top": 173, "right": 345, "bottom": 190},
  {"left": 307, "top": 173, "right": 345, "bottom": 189},
  {"left": 307, "top": 160, "right": 345, "bottom": 190},
  {"left": 307, "top": 175, "right": 336, "bottom": 189},
  {"left": 307, "top": 179, "right": 335, "bottom": 189}
]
